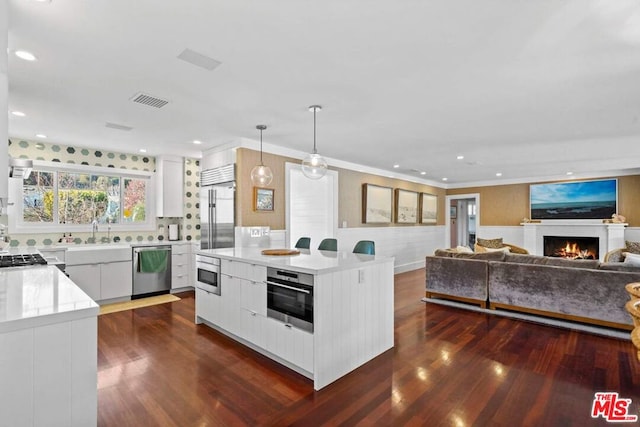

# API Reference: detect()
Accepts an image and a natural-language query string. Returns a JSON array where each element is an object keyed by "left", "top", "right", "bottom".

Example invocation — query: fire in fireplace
[{"left": 543, "top": 236, "right": 599, "bottom": 260}]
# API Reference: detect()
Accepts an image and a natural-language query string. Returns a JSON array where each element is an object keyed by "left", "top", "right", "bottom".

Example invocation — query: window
[{"left": 16, "top": 164, "right": 152, "bottom": 231}]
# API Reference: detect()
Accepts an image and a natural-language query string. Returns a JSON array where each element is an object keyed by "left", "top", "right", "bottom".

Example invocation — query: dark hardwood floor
[{"left": 97, "top": 270, "right": 640, "bottom": 426}]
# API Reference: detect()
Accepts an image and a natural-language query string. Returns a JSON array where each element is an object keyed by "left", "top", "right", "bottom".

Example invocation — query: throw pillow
[
  {"left": 476, "top": 237, "right": 503, "bottom": 249},
  {"left": 623, "top": 252, "right": 640, "bottom": 267},
  {"left": 626, "top": 241, "right": 640, "bottom": 254},
  {"left": 456, "top": 245, "right": 473, "bottom": 253},
  {"left": 483, "top": 246, "right": 511, "bottom": 253}
]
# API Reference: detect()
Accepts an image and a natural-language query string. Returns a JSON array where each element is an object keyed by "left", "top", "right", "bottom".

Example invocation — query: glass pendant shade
[
  {"left": 301, "top": 105, "right": 328, "bottom": 180},
  {"left": 251, "top": 125, "right": 273, "bottom": 186},
  {"left": 250, "top": 163, "right": 273, "bottom": 186},
  {"left": 301, "top": 152, "right": 328, "bottom": 179}
]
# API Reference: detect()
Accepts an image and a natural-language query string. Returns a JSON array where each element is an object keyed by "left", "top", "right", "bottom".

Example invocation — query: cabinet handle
[
  {"left": 284, "top": 323, "right": 292, "bottom": 329},
  {"left": 250, "top": 311, "right": 257, "bottom": 317}
]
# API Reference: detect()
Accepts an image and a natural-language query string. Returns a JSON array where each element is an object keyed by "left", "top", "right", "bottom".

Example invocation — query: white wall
[{"left": 337, "top": 226, "right": 445, "bottom": 273}]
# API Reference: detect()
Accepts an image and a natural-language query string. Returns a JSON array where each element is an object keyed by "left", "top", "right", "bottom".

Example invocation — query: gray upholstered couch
[{"left": 425, "top": 251, "right": 640, "bottom": 330}]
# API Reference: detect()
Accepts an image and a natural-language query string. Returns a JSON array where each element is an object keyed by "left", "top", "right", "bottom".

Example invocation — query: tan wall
[
  {"left": 448, "top": 175, "right": 640, "bottom": 227},
  {"left": 237, "top": 148, "right": 446, "bottom": 228}
]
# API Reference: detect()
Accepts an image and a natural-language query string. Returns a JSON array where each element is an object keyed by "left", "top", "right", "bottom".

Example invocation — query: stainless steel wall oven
[{"left": 266, "top": 267, "right": 314, "bottom": 332}]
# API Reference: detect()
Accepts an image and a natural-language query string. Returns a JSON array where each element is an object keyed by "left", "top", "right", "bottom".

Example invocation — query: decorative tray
[{"left": 261, "top": 249, "right": 301, "bottom": 256}]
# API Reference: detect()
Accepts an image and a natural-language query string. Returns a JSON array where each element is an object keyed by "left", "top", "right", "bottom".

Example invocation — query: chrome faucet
[{"left": 91, "top": 219, "right": 98, "bottom": 241}]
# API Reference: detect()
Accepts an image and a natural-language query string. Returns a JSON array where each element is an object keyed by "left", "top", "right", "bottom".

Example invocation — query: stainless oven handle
[{"left": 266, "top": 281, "right": 310, "bottom": 294}]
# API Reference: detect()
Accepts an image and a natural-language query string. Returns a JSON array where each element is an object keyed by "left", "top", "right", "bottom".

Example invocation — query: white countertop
[
  {"left": 0, "top": 265, "right": 99, "bottom": 334},
  {"left": 196, "top": 247, "right": 393, "bottom": 275}
]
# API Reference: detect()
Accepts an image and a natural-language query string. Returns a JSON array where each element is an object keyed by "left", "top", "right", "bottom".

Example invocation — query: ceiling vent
[
  {"left": 130, "top": 92, "right": 169, "bottom": 109},
  {"left": 105, "top": 122, "right": 133, "bottom": 131},
  {"left": 177, "top": 48, "right": 222, "bottom": 71}
]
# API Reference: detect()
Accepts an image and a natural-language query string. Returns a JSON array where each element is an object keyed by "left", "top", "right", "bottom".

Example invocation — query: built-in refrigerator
[{"left": 200, "top": 164, "right": 235, "bottom": 249}]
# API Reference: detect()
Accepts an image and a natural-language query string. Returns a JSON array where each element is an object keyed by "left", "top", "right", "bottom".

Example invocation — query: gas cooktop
[{"left": 0, "top": 253, "right": 48, "bottom": 268}]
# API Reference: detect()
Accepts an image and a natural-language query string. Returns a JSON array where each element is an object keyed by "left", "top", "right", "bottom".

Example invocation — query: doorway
[{"left": 445, "top": 193, "right": 479, "bottom": 249}]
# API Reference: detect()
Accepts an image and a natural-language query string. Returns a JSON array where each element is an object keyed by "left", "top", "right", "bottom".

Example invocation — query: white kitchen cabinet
[
  {"left": 99, "top": 260, "right": 132, "bottom": 300},
  {"left": 195, "top": 288, "right": 221, "bottom": 325},
  {"left": 66, "top": 246, "right": 132, "bottom": 302},
  {"left": 66, "top": 264, "right": 101, "bottom": 301},
  {"left": 67, "top": 261, "right": 132, "bottom": 302},
  {"left": 218, "top": 273, "right": 242, "bottom": 336},
  {"left": 265, "top": 317, "right": 314, "bottom": 373},
  {"left": 170, "top": 243, "right": 191, "bottom": 290},
  {"left": 240, "top": 278, "right": 266, "bottom": 316},
  {"left": 156, "top": 155, "right": 184, "bottom": 218}
]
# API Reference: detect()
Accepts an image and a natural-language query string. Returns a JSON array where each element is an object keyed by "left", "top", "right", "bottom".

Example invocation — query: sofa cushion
[
  {"left": 623, "top": 252, "right": 640, "bottom": 267},
  {"left": 626, "top": 241, "right": 640, "bottom": 254},
  {"left": 477, "top": 237, "right": 503, "bottom": 249},
  {"left": 476, "top": 245, "right": 510, "bottom": 254},
  {"left": 599, "top": 262, "right": 640, "bottom": 272},
  {"left": 452, "top": 251, "right": 506, "bottom": 261},
  {"left": 503, "top": 253, "right": 600, "bottom": 269}
]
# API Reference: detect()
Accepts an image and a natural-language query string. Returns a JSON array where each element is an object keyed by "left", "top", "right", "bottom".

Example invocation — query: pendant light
[
  {"left": 250, "top": 125, "right": 274, "bottom": 186},
  {"left": 301, "top": 105, "right": 328, "bottom": 179}
]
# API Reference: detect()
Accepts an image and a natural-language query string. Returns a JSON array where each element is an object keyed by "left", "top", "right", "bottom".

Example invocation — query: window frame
[{"left": 9, "top": 161, "right": 156, "bottom": 234}]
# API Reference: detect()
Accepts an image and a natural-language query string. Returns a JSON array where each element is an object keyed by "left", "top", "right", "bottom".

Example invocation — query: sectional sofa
[{"left": 425, "top": 251, "right": 640, "bottom": 330}]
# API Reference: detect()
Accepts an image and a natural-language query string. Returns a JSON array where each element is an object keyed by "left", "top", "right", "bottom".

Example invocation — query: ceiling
[{"left": 7, "top": 0, "right": 640, "bottom": 186}]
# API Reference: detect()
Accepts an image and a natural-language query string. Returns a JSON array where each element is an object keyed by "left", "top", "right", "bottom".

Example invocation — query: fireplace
[{"left": 543, "top": 236, "right": 599, "bottom": 260}]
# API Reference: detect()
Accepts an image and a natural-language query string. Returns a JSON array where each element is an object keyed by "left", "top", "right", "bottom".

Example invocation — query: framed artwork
[
  {"left": 450, "top": 206, "right": 457, "bottom": 219},
  {"left": 254, "top": 187, "right": 274, "bottom": 211},
  {"left": 395, "top": 189, "right": 419, "bottom": 223},
  {"left": 420, "top": 193, "right": 437, "bottom": 224},
  {"left": 362, "top": 184, "right": 393, "bottom": 223}
]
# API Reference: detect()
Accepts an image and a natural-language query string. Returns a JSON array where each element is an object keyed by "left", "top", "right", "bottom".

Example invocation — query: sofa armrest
[{"left": 604, "top": 248, "right": 625, "bottom": 263}]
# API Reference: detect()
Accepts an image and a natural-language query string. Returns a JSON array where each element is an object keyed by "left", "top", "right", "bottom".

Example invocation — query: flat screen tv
[{"left": 530, "top": 178, "right": 617, "bottom": 220}]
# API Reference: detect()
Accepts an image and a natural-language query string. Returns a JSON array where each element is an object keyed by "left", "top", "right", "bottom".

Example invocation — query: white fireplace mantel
[{"left": 522, "top": 221, "right": 627, "bottom": 261}]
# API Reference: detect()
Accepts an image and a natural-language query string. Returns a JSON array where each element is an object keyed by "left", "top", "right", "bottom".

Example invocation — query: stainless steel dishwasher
[{"left": 132, "top": 245, "right": 172, "bottom": 298}]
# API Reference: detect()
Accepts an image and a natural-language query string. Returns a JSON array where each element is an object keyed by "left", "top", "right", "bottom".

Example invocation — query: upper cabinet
[{"left": 156, "top": 155, "right": 184, "bottom": 217}]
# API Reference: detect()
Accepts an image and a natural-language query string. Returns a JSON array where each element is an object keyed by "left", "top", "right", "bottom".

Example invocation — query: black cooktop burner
[{"left": 0, "top": 253, "right": 48, "bottom": 268}]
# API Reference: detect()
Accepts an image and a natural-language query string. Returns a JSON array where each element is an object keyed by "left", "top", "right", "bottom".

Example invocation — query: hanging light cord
[
  {"left": 312, "top": 106, "right": 318, "bottom": 154},
  {"left": 259, "top": 127, "right": 264, "bottom": 164}
]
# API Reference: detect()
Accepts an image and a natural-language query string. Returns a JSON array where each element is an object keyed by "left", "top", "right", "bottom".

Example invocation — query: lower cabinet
[
  {"left": 195, "top": 288, "right": 221, "bottom": 325},
  {"left": 194, "top": 259, "right": 313, "bottom": 374},
  {"left": 265, "top": 317, "right": 314, "bottom": 373},
  {"left": 67, "top": 261, "right": 132, "bottom": 302}
]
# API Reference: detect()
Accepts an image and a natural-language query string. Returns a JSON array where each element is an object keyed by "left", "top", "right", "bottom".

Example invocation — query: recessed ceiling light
[
  {"left": 35, "top": 134, "right": 47, "bottom": 138},
  {"left": 11, "top": 111, "right": 26, "bottom": 117},
  {"left": 442, "top": 177, "right": 448, "bottom": 181},
  {"left": 193, "top": 140, "right": 202, "bottom": 145},
  {"left": 393, "top": 164, "right": 400, "bottom": 168},
  {"left": 566, "top": 171, "right": 573, "bottom": 175},
  {"left": 139, "top": 149, "right": 147, "bottom": 153},
  {"left": 15, "top": 50, "right": 37, "bottom": 61},
  {"left": 420, "top": 171, "right": 426, "bottom": 175},
  {"left": 496, "top": 172, "right": 502, "bottom": 177},
  {"left": 456, "top": 155, "right": 464, "bottom": 160}
]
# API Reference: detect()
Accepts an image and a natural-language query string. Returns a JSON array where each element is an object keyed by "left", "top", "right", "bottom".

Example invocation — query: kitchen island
[
  {"left": 195, "top": 247, "right": 395, "bottom": 390},
  {"left": 0, "top": 265, "right": 99, "bottom": 427}
]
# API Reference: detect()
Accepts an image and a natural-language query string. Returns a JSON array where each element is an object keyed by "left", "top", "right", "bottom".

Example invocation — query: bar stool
[
  {"left": 318, "top": 238, "right": 338, "bottom": 251},
  {"left": 353, "top": 240, "right": 375, "bottom": 255},
  {"left": 294, "top": 237, "right": 311, "bottom": 249},
  {"left": 625, "top": 299, "right": 640, "bottom": 327},
  {"left": 626, "top": 283, "right": 640, "bottom": 300}
]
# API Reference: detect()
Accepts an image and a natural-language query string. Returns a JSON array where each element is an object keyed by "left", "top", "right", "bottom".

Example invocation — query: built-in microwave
[
  {"left": 195, "top": 254, "right": 221, "bottom": 295},
  {"left": 266, "top": 267, "right": 314, "bottom": 333}
]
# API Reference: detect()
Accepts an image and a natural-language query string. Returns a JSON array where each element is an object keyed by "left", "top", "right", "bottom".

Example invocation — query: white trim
[{"left": 32, "top": 160, "right": 153, "bottom": 178}]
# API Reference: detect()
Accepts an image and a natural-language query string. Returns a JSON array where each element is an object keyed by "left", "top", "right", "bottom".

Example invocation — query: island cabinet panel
[
  {"left": 194, "top": 248, "right": 395, "bottom": 390},
  {"left": 313, "top": 259, "right": 395, "bottom": 390},
  {"left": 195, "top": 288, "right": 221, "bottom": 325},
  {"left": 0, "top": 317, "right": 97, "bottom": 427},
  {"left": 218, "top": 274, "right": 242, "bottom": 336},
  {"left": 265, "top": 317, "right": 314, "bottom": 373}
]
